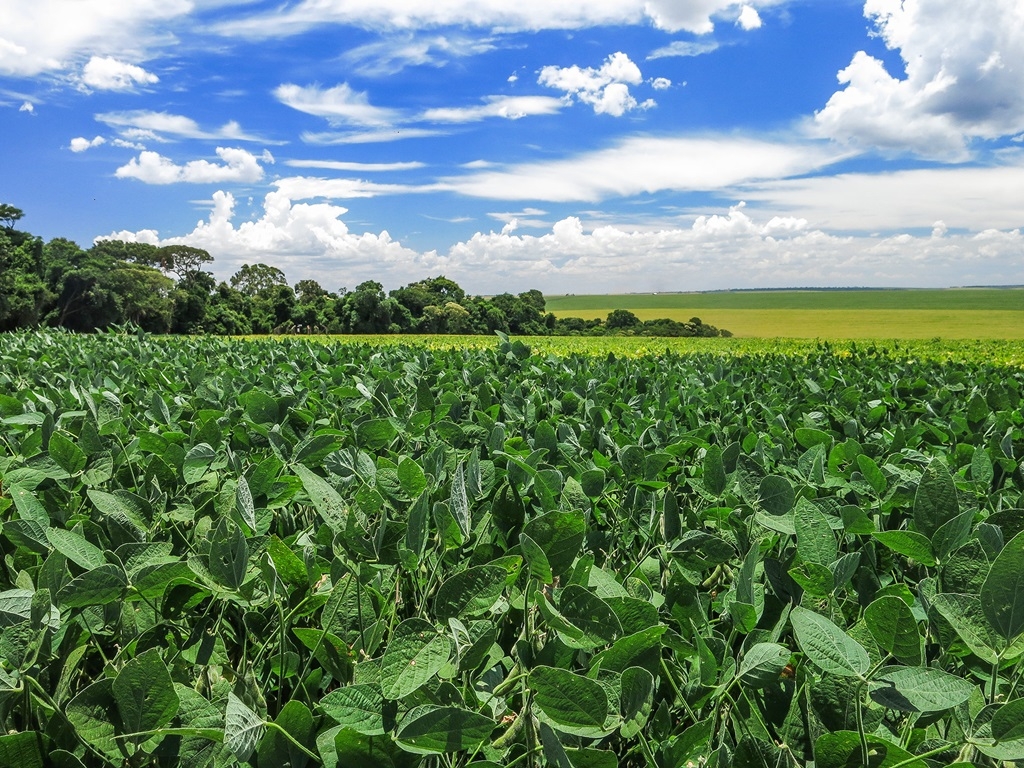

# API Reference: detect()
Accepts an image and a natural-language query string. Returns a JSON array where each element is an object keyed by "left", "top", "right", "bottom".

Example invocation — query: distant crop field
[{"left": 544, "top": 289, "right": 1024, "bottom": 339}]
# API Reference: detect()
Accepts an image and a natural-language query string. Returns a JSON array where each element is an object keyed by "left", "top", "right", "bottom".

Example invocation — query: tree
[
  {"left": 89, "top": 239, "right": 162, "bottom": 267},
  {"left": 606, "top": 309, "right": 641, "bottom": 330},
  {"left": 519, "top": 289, "right": 546, "bottom": 313},
  {"left": 157, "top": 244, "right": 214, "bottom": 278},
  {"left": 0, "top": 203, "right": 24, "bottom": 229},
  {"left": 230, "top": 263, "right": 288, "bottom": 296},
  {"left": 338, "top": 280, "right": 395, "bottom": 333},
  {"left": 294, "top": 279, "right": 328, "bottom": 304}
]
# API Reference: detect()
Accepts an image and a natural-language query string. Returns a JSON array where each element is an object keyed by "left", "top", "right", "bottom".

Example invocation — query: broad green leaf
[
  {"left": 759, "top": 475, "right": 795, "bottom": 516},
  {"left": 529, "top": 666, "right": 612, "bottom": 738},
  {"left": 738, "top": 643, "right": 791, "bottom": 688},
  {"left": 865, "top": 596, "right": 922, "bottom": 666},
  {"left": 449, "top": 462, "right": 470, "bottom": 539},
  {"left": 434, "top": 564, "right": 508, "bottom": 620},
  {"left": 235, "top": 475, "right": 256, "bottom": 532},
  {"left": 242, "top": 390, "right": 278, "bottom": 424},
  {"left": 356, "top": 418, "right": 398, "bottom": 450},
  {"left": 814, "top": 731, "right": 925, "bottom": 768},
  {"left": 321, "top": 684, "right": 386, "bottom": 736},
  {"left": 794, "top": 500, "right": 837, "bottom": 566},
  {"left": 57, "top": 564, "right": 127, "bottom": 608},
  {"left": 981, "top": 529, "right": 1024, "bottom": 642},
  {"left": 993, "top": 698, "right": 1024, "bottom": 742},
  {"left": 294, "top": 464, "right": 348, "bottom": 532},
  {"left": 932, "top": 509, "right": 975, "bottom": 563},
  {"left": 619, "top": 667, "right": 654, "bottom": 739},
  {"left": 856, "top": 454, "right": 887, "bottom": 496},
  {"left": 49, "top": 431, "right": 86, "bottom": 475},
  {"left": 520, "top": 533, "right": 553, "bottom": 583},
  {"left": 46, "top": 527, "right": 106, "bottom": 571},
  {"left": 380, "top": 618, "right": 451, "bottom": 700},
  {"left": 113, "top": 648, "right": 179, "bottom": 738},
  {"left": 0, "top": 732, "right": 43, "bottom": 768},
  {"left": 872, "top": 530, "right": 936, "bottom": 566},
  {"left": 930, "top": 592, "right": 1002, "bottom": 663},
  {"left": 522, "top": 509, "right": 587, "bottom": 576},
  {"left": 555, "top": 584, "right": 623, "bottom": 649},
  {"left": 397, "top": 457, "right": 427, "bottom": 498},
  {"left": 175, "top": 685, "right": 230, "bottom": 768},
  {"left": 0, "top": 589, "right": 59, "bottom": 629},
  {"left": 66, "top": 679, "right": 122, "bottom": 761},
  {"left": 183, "top": 443, "right": 217, "bottom": 484},
  {"left": 790, "top": 606, "right": 869, "bottom": 677},
  {"left": 913, "top": 458, "right": 959, "bottom": 539},
  {"left": 672, "top": 530, "right": 735, "bottom": 571},
  {"left": 394, "top": 705, "right": 495, "bottom": 755},
  {"left": 258, "top": 700, "right": 314, "bottom": 768},
  {"left": 224, "top": 693, "right": 264, "bottom": 762},
  {"left": 702, "top": 445, "right": 726, "bottom": 496},
  {"left": 266, "top": 535, "right": 308, "bottom": 587},
  {"left": 868, "top": 666, "right": 973, "bottom": 712},
  {"left": 208, "top": 518, "right": 248, "bottom": 591}
]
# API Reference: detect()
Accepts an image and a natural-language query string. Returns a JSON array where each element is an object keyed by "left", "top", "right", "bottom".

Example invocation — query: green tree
[
  {"left": 230, "top": 263, "right": 288, "bottom": 296},
  {"left": 606, "top": 309, "right": 641, "bottom": 330},
  {"left": 0, "top": 203, "right": 24, "bottom": 229},
  {"left": 0, "top": 228, "right": 48, "bottom": 330},
  {"left": 156, "top": 244, "right": 214, "bottom": 278}
]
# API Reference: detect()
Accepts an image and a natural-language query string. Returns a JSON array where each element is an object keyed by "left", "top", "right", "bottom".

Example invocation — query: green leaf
[
  {"left": 183, "top": 443, "right": 217, "bottom": 484},
  {"left": 450, "top": 462, "right": 470, "bottom": 539},
  {"left": 930, "top": 592, "right": 1001, "bottom": 663},
  {"left": 266, "top": 535, "right": 308, "bottom": 587},
  {"left": 113, "top": 648, "right": 179, "bottom": 738},
  {"left": 356, "top": 418, "right": 397, "bottom": 450},
  {"left": 520, "top": 533, "right": 553, "bottom": 583},
  {"left": 397, "top": 457, "right": 427, "bottom": 498},
  {"left": 868, "top": 666, "right": 973, "bottom": 712},
  {"left": 814, "top": 731, "right": 925, "bottom": 768},
  {"left": 865, "top": 595, "right": 922, "bottom": 666},
  {"left": 321, "top": 684, "right": 386, "bottom": 736},
  {"left": 856, "top": 454, "right": 887, "bottom": 495},
  {"left": 434, "top": 565, "right": 509, "bottom": 620},
  {"left": 702, "top": 445, "right": 727, "bottom": 496},
  {"left": 224, "top": 692, "right": 264, "bottom": 762},
  {"left": 554, "top": 584, "right": 623, "bottom": 649},
  {"left": 992, "top": 698, "right": 1024, "bottom": 742},
  {"left": 380, "top": 618, "right": 451, "bottom": 700},
  {"left": 393, "top": 708, "right": 493, "bottom": 753},
  {"left": 913, "top": 458, "right": 959, "bottom": 539},
  {"left": 872, "top": 530, "right": 936, "bottom": 566},
  {"left": 208, "top": 518, "right": 248, "bottom": 591},
  {"left": 0, "top": 589, "right": 59, "bottom": 629},
  {"left": 759, "top": 475, "right": 795, "bottom": 515},
  {"left": 790, "top": 606, "right": 869, "bottom": 678},
  {"left": 242, "top": 390, "right": 278, "bottom": 424},
  {"left": 57, "top": 564, "right": 127, "bottom": 608},
  {"left": 738, "top": 643, "right": 791, "bottom": 688},
  {"left": 0, "top": 732, "right": 43, "bottom": 768},
  {"left": 529, "top": 666, "right": 612, "bottom": 739},
  {"left": 258, "top": 700, "right": 314, "bottom": 768},
  {"left": 795, "top": 499, "right": 837, "bottom": 565},
  {"left": 619, "top": 667, "right": 654, "bottom": 739},
  {"left": 981, "top": 529, "right": 1024, "bottom": 643},
  {"left": 66, "top": 679, "right": 122, "bottom": 761},
  {"left": 395, "top": 705, "right": 495, "bottom": 755},
  {"left": 294, "top": 464, "right": 348, "bottom": 532},
  {"left": 522, "top": 509, "right": 586, "bottom": 577},
  {"left": 46, "top": 527, "right": 106, "bottom": 571},
  {"left": 49, "top": 431, "right": 86, "bottom": 475},
  {"left": 235, "top": 475, "right": 256, "bottom": 532}
]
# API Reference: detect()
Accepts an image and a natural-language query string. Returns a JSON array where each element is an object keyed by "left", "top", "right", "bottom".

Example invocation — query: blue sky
[{"left": 2, "top": 0, "right": 1023, "bottom": 293}]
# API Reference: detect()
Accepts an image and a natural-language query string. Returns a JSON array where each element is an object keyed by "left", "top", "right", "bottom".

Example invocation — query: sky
[{"left": 2, "top": 0, "right": 1023, "bottom": 294}]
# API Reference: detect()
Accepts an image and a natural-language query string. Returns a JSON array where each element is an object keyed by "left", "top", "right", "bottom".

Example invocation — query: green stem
[
  {"left": 265, "top": 721, "right": 321, "bottom": 763},
  {"left": 855, "top": 684, "right": 869, "bottom": 767}
]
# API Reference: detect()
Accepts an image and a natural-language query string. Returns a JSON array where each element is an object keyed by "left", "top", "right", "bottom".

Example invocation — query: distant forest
[{"left": 0, "top": 203, "right": 729, "bottom": 338}]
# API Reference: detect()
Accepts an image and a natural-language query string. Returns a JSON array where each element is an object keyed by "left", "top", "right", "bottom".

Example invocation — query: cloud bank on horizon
[{"left": 2, "top": 0, "right": 1023, "bottom": 293}]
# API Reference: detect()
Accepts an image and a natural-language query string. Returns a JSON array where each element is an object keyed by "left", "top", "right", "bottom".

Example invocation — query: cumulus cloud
[
  {"left": 213, "top": 1, "right": 781, "bottom": 38},
  {"left": 443, "top": 136, "right": 847, "bottom": 201},
  {"left": 420, "top": 95, "right": 565, "bottom": 123},
  {"left": 96, "top": 110, "right": 274, "bottom": 143},
  {"left": 539, "top": 52, "right": 650, "bottom": 116},
  {"left": 274, "top": 82, "right": 401, "bottom": 127},
  {"left": 115, "top": 147, "right": 274, "bottom": 184},
  {"left": 70, "top": 135, "right": 106, "bottom": 152},
  {"left": 651, "top": 77, "right": 672, "bottom": 90},
  {"left": 736, "top": 5, "right": 762, "bottom": 29},
  {"left": 814, "top": 0, "right": 1024, "bottom": 158},
  {"left": 81, "top": 56, "right": 158, "bottom": 90},
  {"left": 104, "top": 187, "right": 1024, "bottom": 293},
  {"left": 19, "top": 101, "right": 35, "bottom": 113}
]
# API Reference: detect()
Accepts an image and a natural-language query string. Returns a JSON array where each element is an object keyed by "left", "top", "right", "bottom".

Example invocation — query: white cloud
[
  {"left": 647, "top": 40, "right": 721, "bottom": 59},
  {"left": 70, "top": 135, "right": 106, "bottom": 152},
  {"left": 443, "top": 136, "right": 847, "bottom": 201},
  {"left": 301, "top": 127, "right": 447, "bottom": 144},
  {"left": 0, "top": 0, "right": 189, "bottom": 78},
  {"left": 284, "top": 159, "right": 425, "bottom": 172},
  {"left": 736, "top": 5, "right": 762, "bottom": 30},
  {"left": 814, "top": 0, "right": 1024, "bottom": 158},
  {"left": 273, "top": 175, "right": 436, "bottom": 199},
  {"left": 274, "top": 82, "right": 401, "bottom": 127},
  {"left": 420, "top": 95, "right": 565, "bottom": 123},
  {"left": 19, "top": 101, "right": 35, "bottom": 113},
  {"left": 213, "top": 1, "right": 782, "bottom": 37},
  {"left": 539, "top": 52, "right": 648, "bottom": 116},
  {"left": 341, "top": 34, "right": 496, "bottom": 76},
  {"left": 739, "top": 157, "right": 1024, "bottom": 232},
  {"left": 81, "top": 56, "right": 158, "bottom": 90},
  {"left": 115, "top": 147, "right": 273, "bottom": 184},
  {"left": 96, "top": 110, "right": 274, "bottom": 143},
  {"left": 104, "top": 188, "right": 1024, "bottom": 293},
  {"left": 651, "top": 77, "right": 672, "bottom": 90}
]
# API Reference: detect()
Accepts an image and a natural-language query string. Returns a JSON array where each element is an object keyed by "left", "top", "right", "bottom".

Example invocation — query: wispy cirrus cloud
[
  {"left": 96, "top": 110, "right": 278, "bottom": 143},
  {"left": 273, "top": 82, "right": 401, "bottom": 127},
  {"left": 420, "top": 95, "right": 565, "bottom": 123},
  {"left": 341, "top": 34, "right": 497, "bottom": 76},
  {"left": 284, "top": 159, "right": 426, "bottom": 172}
]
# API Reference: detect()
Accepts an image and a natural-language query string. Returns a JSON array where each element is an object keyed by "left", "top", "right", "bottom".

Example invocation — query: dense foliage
[
  {"left": 2, "top": 330, "right": 1024, "bottom": 767},
  {"left": 0, "top": 204, "right": 729, "bottom": 338}
]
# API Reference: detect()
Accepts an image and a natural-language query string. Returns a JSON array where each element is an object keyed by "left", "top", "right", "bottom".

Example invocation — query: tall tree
[{"left": 230, "top": 263, "right": 287, "bottom": 296}]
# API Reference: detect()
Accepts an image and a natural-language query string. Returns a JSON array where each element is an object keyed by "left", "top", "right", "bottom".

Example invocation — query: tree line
[{"left": 0, "top": 203, "right": 730, "bottom": 337}]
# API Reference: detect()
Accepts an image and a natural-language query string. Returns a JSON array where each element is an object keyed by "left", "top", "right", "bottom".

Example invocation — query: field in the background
[{"left": 544, "top": 288, "right": 1024, "bottom": 339}]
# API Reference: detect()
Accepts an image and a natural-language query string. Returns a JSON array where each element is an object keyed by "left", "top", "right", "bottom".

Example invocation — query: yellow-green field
[{"left": 544, "top": 288, "right": 1024, "bottom": 339}]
